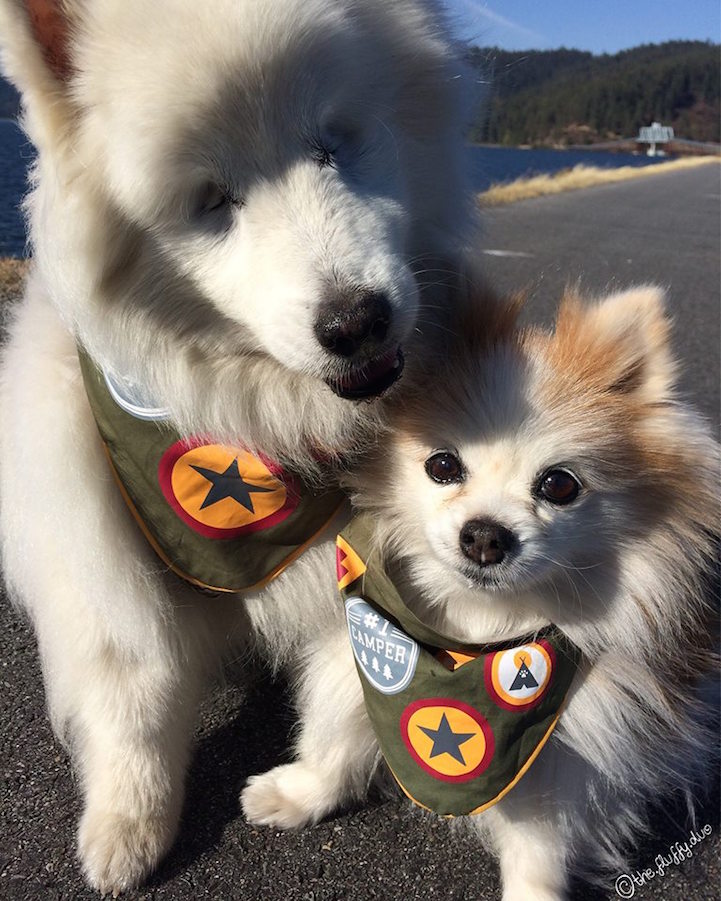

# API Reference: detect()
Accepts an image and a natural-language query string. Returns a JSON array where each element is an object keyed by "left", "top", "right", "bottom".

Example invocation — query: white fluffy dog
[
  {"left": 0, "top": 0, "right": 478, "bottom": 891},
  {"left": 242, "top": 283, "right": 719, "bottom": 901}
]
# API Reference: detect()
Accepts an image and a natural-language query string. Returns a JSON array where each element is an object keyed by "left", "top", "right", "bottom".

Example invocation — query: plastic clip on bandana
[
  {"left": 78, "top": 349, "right": 346, "bottom": 593},
  {"left": 336, "top": 515, "right": 583, "bottom": 817}
]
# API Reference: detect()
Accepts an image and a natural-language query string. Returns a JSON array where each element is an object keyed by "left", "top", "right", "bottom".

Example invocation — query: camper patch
[{"left": 345, "top": 597, "right": 419, "bottom": 695}]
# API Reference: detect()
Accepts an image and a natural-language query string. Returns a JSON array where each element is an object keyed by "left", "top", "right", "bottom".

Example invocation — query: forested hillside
[
  {"left": 470, "top": 41, "right": 720, "bottom": 146},
  {"left": 1, "top": 41, "right": 718, "bottom": 144}
]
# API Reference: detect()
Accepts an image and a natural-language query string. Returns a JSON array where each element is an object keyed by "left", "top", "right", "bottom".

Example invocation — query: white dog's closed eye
[{"left": 190, "top": 181, "right": 244, "bottom": 221}]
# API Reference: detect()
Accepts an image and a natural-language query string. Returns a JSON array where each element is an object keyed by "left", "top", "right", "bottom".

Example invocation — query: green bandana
[
  {"left": 336, "top": 514, "right": 583, "bottom": 817},
  {"left": 79, "top": 349, "right": 345, "bottom": 592}
]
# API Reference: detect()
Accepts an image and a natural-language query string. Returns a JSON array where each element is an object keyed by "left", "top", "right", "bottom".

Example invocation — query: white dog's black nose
[
  {"left": 460, "top": 518, "right": 517, "bottom": 566},
  {"left": 314, "top": 291, "right": 391, "bottom": 357}
]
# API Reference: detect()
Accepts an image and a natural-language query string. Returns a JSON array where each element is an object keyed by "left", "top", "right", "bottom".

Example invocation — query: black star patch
[
  {"left": 190, "top": 458, "right": 275, "bottom": 513},
  {"left": 418, "top": 712, "right": 475, "bottom": 765}
]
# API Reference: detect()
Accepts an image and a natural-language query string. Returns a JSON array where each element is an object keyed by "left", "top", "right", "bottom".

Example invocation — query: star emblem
[
  {"left": 401, "top": 699, "right": 494, "bottom": 782},
  {"left": 418, "top": 712, "right": 476, "bottom": 765},
  {"left": 190, "top": 458, "right": 275, "bottom": 512},
  {"left": 158, "top": 441, "right": 298, "bottom": 538}
]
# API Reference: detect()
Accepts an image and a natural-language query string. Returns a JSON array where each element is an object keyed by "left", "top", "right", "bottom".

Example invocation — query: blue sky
[{"left": 446, "top": 0, "right": 721, "bottom": 53}]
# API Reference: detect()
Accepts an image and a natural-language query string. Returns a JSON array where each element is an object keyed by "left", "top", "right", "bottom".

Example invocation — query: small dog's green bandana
[
  {"left": 79, "top": 349, "right": 345, "bottom": 592},
  {"left": 337, "top": 514, "right": 583, "bottom": 816}
]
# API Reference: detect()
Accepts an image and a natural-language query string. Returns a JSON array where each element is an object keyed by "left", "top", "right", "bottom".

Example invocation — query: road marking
[{"left": 483, "top": 249, "right": 534, "bottom": 258}]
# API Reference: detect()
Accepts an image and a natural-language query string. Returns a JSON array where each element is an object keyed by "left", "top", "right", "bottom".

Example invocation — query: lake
[{"left": 0, "top": 118, "right": 666, "bottom": 258}]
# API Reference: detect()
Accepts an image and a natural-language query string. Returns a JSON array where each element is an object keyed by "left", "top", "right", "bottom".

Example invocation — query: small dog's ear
[
  {"left": 453, "top": 267, "right": 525, "bottom": 352},
  {"left": 555, "top": 285, "right": 678, "bottom": 402},
  {"left": 0, "top": 0, "right": 79, "bottom": 151}
]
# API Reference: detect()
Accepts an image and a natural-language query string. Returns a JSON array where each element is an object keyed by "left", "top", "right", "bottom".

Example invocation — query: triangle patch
[{"left": 336, "top": 534, "right": 367, "bottom": 590}]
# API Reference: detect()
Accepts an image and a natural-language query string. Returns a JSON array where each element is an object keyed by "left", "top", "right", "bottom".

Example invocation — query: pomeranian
[{"left": 243, "top": 283, "right": 719, "bottom": 900}]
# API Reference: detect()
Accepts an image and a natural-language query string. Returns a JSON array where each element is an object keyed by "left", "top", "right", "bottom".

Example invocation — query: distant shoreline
[
  {"left": 471, "top": 140, "right": 721, "bottom": 157},
  {"left": 478, "top": 155, "right": 721, "bottom": 206},
  {"left": 3, "top": 119, "right": 717, "bottom": 157}
]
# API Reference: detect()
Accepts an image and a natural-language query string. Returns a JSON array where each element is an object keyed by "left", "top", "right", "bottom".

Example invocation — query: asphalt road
[
  {"left": 1, "top": 164, "right": 719, "bottom": 901},
  {"left": 480, "top": 163, "right": 721, "bottom": 428}
]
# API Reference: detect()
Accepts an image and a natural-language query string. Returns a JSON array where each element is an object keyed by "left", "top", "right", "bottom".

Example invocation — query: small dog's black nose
[
  {"left": 459, "top": 518, "right": 517, "bottom": 566},
  {"left": 314, "top": 291, "right": 392, "bottom": 358}
]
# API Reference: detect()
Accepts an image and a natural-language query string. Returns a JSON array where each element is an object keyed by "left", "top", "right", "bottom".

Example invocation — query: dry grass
[
  {"left": 479, "top": 155, "right": 721, "bottom": 207},
  {"left": 0, "top": 257, "right": 28, "bottom": 305}
]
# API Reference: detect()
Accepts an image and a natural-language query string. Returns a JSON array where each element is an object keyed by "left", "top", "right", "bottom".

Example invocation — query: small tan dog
[{"left": 243, "top": 284, "right": 719, "bottom": 901}]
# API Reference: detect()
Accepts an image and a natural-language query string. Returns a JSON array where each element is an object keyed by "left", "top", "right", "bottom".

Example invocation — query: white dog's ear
[
  {"left": 0, "top": 0, "right": 80, "bottom": 151},
  {"left": 554, "top": 285, "right": 678, "bottom": 402}
]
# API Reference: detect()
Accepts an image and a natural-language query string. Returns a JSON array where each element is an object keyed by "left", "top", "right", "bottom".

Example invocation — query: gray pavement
[
  {"left": 480, "top": 163, "right": 721, "bottom": 427},
  {"left": 1, "top": 164, "right": 720, "bottom": 900}
]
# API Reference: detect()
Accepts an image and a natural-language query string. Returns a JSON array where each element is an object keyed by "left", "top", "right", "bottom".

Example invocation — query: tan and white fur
[
  {"left": 0, "top": 0, "right": 479, "bottom": 892},
  {"left": 242, "top": 285, "right": 719, "bottom": 901}
]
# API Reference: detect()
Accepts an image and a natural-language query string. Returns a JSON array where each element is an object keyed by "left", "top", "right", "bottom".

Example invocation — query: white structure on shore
[{"left": 637, "top": 122, "right": 674, "bottom": 157}]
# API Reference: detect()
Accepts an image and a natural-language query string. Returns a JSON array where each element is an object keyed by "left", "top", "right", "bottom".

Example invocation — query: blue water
[
  {"left": 0, "top": 118, "right": 666, "bottom": 258},
  {"left": 0, "top": 119, "right": 33, "bottom": 257},
  {"left": 464, "top": 144, "right": 665, "bottom": 193}
]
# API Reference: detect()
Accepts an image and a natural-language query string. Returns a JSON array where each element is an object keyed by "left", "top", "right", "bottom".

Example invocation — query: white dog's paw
[
  {"left": 78, "top": 807, "right": 175, "bottom": 895},
  {"left": 241, "top": 763, "right": 334, "bottom": 829}
]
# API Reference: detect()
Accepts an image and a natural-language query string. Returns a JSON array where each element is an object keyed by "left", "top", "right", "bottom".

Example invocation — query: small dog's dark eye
[
  {"left": 425, "top": 452, "right": 464, "bottom": 485},
  {"left": 536, "top": 469, "right": 581, "bottom": 505}
]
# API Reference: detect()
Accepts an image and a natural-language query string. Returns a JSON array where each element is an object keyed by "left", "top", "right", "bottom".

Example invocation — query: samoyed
[{"left": 0, "top": 0, "right": 478, "bottom": 891}]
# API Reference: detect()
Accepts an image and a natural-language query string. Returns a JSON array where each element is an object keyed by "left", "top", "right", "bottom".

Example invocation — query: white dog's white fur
[
  {"left": 241, "top": 285, "right": 719, "bottom": 901},
  {"left": 0, "top": 0, "right": 479, "bottom": 892}
]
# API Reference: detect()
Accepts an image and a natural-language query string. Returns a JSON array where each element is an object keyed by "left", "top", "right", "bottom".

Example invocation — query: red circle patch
[
  {"left": 158, "top": 438, "right": 300, "bottom": 539},
  {"left": 400, "top": 697, "right": 494, "bottom": 783}
]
